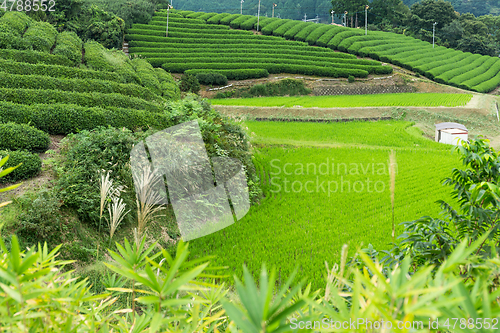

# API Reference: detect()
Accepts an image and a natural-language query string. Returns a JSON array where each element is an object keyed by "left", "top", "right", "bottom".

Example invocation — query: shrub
[
  {"left": 261, "top": 20, "right": 288, "bottom": 35},
  {"left": 0, "top": 101, "right": 172, "bottom": 135},
  {"left": 56, "top": 127, "right": 137, "bottom": 228},
  {"left": 53, "top": 31, "right": 83, "bottom": 65},
  {"left": 23, "top": 21, "right": 57, "bottom": 52},
  {"left": 131, "top": 57, "right": 162, "bottom": 95},
  {"left": 283, "top": 22, "right": 309, "bottom": 39},
  {"left": 195, "top": 72, "right": 228, "bottom": 86},
  {"left": 0, "top": 87, "right": 162, "bottom": 112},
  {"left": 294, "top": 24, "right": 319, "bottom": 42},
  {"left": 229, "top": 15, "right": 254, "bottom": 29},
  {"left": 220, "top": 14, "right": 240, "bottom": 25},
  {"left": 0, "top": 59, "right": 126, "bottom": 83},
  {"left": 348, "top": 75, "right": 355, "bottom": 83},
  {"left": 305, "top": 25, "right": 331, "bottom": 45},
  {"left": 0, "top": 72, "right": 161, "bottom": 101},
  {"left": 0, "top": 49, "right": 73, "bottom": 66},
  {"left": 179, "top": 74, "right": 200, "bottom": 94},
  {"left": 84, "top": 41, "right": 140, "bottom": 84},
  {"left": 0, "top": 150, "right": 42, "bottom": 183},
  {"left": 207, "top": 13, "right": 231, "bottom": 24},
  {"left": 0, "top": 11, "right": 31, "bottom": 35},
  {"left": 272, "top": 20, "right": 297, "bottom": 37},
  {"left": 240, "top": 17, "right": 258, "bottom": 30},
  {"left": 0, "top": 122, "right": 50, "bottom": 153},
  {"left": 184, "top": 68, "right": 269, "bottom": 80}
]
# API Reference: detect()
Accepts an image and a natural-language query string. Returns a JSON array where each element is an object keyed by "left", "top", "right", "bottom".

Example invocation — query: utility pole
[
  {"left": 343, "top": 11, "right": 347, "bottom": 27},
  {"left": 240, "top": 0, "right": 244, "bottom": 15},
  {"left": 331, "top": 10, "right": 334, "bottom": 24},
  {"left": 272, "top": 3, "right": 277, "bottom": 18},
  {"left": 256, "top": 0, "right": 261, "bottom": 31},
  {"left": 166, "top": 4, "right": 173, "bottom": 37},
  {"left": 304, "top": 13, "right": 307, "bottom": 22},
  {"left": 365, "top": 5, "right": 369, "bottom": 35},
  {"left": 433, "top": 22, "right": 437, "bottom": 48}
]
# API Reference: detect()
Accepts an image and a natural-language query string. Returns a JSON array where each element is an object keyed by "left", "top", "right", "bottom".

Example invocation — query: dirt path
[{"left": 0, "top": 135, "right": 64, "bottom": 202}]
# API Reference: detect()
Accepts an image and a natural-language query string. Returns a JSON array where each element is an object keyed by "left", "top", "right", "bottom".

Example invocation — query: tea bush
[
  {"left": 0, "top": 150, "right": 41, "bottom": 182},
  {"left": 0, "top": 122, "right": 50, "bottom": 153},
  {"left": 195, "top": 72, "right": 228, "bottom": 86}
]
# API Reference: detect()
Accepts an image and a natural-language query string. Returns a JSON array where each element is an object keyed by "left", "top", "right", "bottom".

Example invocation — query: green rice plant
[
  {"left": 189, "top": 120, "right": 461, "bottom": 289},
  {"left": 210, "top": 93, "right": 472, "bottom": 108}
]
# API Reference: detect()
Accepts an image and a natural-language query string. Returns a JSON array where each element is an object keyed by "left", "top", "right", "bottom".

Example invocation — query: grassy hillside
[
  {"left": 126, "top": 12, "right": 393, "bottom": 80},
  {"left": 159, "top": 10, "right": 500, "bottom": 93}
]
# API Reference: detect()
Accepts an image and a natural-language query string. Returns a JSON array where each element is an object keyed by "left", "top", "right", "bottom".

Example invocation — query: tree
[
  {"left": 331, "top": 0, "right": 368, "bottom": 27},
  {"left": 369, "top": 0, "right": 410, "bottom": 26},
  {"left": 410, "top": 0, "right": 458, "bottom": 29},
  {"left": 457, "top": 34, "right": 497, "bottom": 56}
]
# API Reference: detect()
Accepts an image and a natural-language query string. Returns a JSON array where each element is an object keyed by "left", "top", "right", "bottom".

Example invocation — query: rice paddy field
[
  {"left": 189, "top": 120, "right": 460, "bottom": 290},
  {"left": 210, "top": 93, "right": 473, "bottom": 108}
]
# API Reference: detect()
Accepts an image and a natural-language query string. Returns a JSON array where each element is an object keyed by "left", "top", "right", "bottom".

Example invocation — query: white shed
[{"left": 435, "top": 123, "right": 468, "bottom": 146}]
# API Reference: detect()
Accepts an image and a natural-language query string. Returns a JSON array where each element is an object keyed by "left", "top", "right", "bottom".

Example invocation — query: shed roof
[{"left": 435, "top": 122, "right": 468, "bottom": 131}]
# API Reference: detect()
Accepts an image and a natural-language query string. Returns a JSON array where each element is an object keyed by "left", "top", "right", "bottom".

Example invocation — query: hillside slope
[
  {"left": 143, "top": 10, "right": 500, "bottom": 93},
  {"left": 126, "top": 12, "right": 393, "bottom": 80}
]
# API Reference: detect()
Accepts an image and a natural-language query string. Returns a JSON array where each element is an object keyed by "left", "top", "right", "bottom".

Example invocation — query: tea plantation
[
  {"left": 126, "top": 12, "right": 393, "bottom": 80},
  {"left": 131, "top": 9, "right": 500, "bottom": 93}
]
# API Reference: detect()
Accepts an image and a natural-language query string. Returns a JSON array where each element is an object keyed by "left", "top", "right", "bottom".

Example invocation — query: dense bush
[
  {"left": 56, "top": 127, "right": 138, "bottom": 228},
  {"left": 0, "top": 122, "right": 50, "bottom": 153},
  {"left": 229, "top": 15, "right": 254, "bottom": 29},
  {"left": 184, "top": 68, "right": 269, "bottom": 80},
  {"left": 23, "top": 21, "right": 57, "bottom": 52},
  {"left": 163, "top": 62, "right": 369, "bottom": 78},
  {"left": 207, "top": 13, "right": 231, "bottom": 24},
  {"left": 179, "top": 74, "right": 200, "bottom": 94},
  {"left": 219, "top": 14, "right": 240, "bottom": 25},
  {"left": 0, "top": 11, "right": 32, "bottom": 50},
  {"left": 294, "top": 24, "right": 320, "bottom": 42},
  {"left": 316, "top": 26, "right": 346, "bottom": 47},
  {"left": 0, "top": 49, "right": 73, "bottom": 66},
  {"left": 0, "top": 101, "right": 172, "bottom": 135},
  {"left": 261, "top": 19, "right": 289, "bottom": 35},
  {"left": 0, "top": 59, "right": 126, "bottom": 83},
  {"left": 272, "top": 20, "right": 297, "bottom": 37},
  {"left": 0, "top": 88, "right": 162, "bottom": 112},
  {"left": 197, "top": 12, "right": 218, "bottom": 21},
  {"left": 0, "top": 150, "right": 42, "bottom": 183},
  {"left": 0, "top": 72, "right": 161, "bottom": 101},
  {"left": 195, "top": 72, "right": 228, "bottom": 86},
  {"left": 154, "top": 68, "right": 181, "bottom": 99},
  {"left": 240, "top": 17, "right": 258, "bottom": 30},
  {"left": 218, "top": 78, "right": 310, "bottom": 99},
  {"left": 283, "top": 22, "right": 309, "bottom": 40},
  {"left": 348, "top": 75, "right": 355, "bottom": 83},
  {"left": 305, "top": 25, "right": 331, "bottom": 45},
  {"left": 53, "top": 31, "right": 83, "bottom": 65},
  {"left": 131, "top": 58, "right": 162, "bottom": 95},
  {"left": 84, "top": 41, "right": 140, "bottom": 84}
]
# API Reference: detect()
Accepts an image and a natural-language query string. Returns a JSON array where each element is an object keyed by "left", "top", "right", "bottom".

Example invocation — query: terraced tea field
[
  {"left": 211, "top": 93, "right": 473, "bottom": 108},
  {"left": 153, "top": 10, "right": 500, "bottom": 93},
  {"left": 189, "top": 121, "right": 460, "bottom": 289},
  {"left": 125, "top": 13, "right": 392, "bottom": 79}
]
